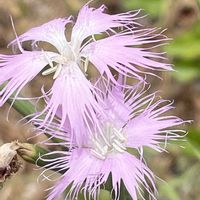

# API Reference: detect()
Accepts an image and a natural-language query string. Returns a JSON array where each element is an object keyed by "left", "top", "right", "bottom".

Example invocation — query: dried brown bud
[{"left": 0, "top": 141, "right": 21, "bottom": 185}]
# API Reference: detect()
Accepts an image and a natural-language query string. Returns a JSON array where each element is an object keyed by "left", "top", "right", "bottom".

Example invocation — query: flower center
[
  {"left": 41, "top": 53, "right": 67, "bottom": 79},
  {"left": 91, "top": 123, "right": 127, "bottom": 160},
  {"left": 41, "top": 47, "right": 89, "bottom": 79}
]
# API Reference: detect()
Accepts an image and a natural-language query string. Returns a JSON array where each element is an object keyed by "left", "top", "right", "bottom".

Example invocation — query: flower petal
[
  {"left": 46, "top": 149, "right": 156, "bottom": 200},
  {"left": 95, "top": 77, "right": 131, "bottom": 125},
  {"left": 9, "top": 18, "right": 72, "bottom": 54},
  {"left": 82, "top": 29, "right": 172, "bottom": 81},
  {"left": 126, "top": 99, "right": 185, "bottom": 151},
  {"left": 36, "top": 62, "right": 104, "bottom": 146},
  {"left": 71, "top": 4, "right": 141, "bottom": 51},
  {"left": 111, "top": 152, "right": 156, "bottom": 200},
  {"left": 0, "top": 51, "right": 58, "bottom": 106}
]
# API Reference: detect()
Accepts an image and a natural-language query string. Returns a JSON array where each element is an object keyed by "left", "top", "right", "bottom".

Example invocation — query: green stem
[
  {"left": 0, "top": 84, "right": 36, "bottom": 118},
  {"left": 7, "top": 97, "right": 36, "bottom": 118}
]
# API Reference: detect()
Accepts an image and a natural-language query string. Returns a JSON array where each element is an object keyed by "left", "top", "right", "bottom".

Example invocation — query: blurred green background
[{"left": 0, "top": 0, "right": 200, "bottom": 200}]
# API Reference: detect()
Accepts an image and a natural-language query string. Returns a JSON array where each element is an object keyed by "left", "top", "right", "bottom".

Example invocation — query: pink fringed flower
[
  {"left": 0, "top": 3, "right": 172, "bottom": 136},
  {"left": 41, "top": 81, "right": 186, "bottom": 200}
]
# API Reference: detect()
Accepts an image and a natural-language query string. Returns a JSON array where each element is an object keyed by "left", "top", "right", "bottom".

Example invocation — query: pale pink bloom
[
  {"left": 0, "top": 4, "right": 172, "bottom": 144},
  {"left": 46, "top": 149, "right": 156, "bottom": 200},
  {"left": 42, "top": 81, "right": 186, "bottom": 200}
]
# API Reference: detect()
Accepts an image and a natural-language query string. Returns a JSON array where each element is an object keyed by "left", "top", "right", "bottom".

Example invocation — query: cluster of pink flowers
[{"left": 0, "top": 3, "right": 187, "bottom": 200}]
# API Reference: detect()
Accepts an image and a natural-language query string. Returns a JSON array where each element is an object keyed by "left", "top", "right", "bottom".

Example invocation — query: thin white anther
[
  {"left": 42, "top": 66, "right": 58, "bottom": 76},
  {"left": 111, "top": 134, "right": 115, "bottom": 140},
  {"left": 113, "top": 139, "right": 126, "bottom": 151},
  {"left": 53, "top": 64, "right": 62, "bottom": 79},
  {"left": 102, "top": 145, "right": 108, "bottom": 154},
  {"left": 112, "top": 143, "right": 125, "bottom": 153},
  {"left": 113, "top": 128, "right": 126, "bottom": 141},
  {"left": 101, "top": 133, "right": 112, "bottom": 147},
  {"left": 93, "top": 140, "right": 106, "bottom": 155},
  {"left": 91, "top": 150, "right": 106, "bottom": 160}
]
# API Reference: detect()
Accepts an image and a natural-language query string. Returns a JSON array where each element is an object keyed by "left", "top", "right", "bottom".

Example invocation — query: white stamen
[
  {"left": 113, "top": 128, "right": 126, "bottom": 141},
  {"left": 42, "top": 66, "right": 58, "bottom": 76},
  {"left": 53, "top": 64, "right": 62, "bottom": 79},
  {"left": 100, "top": 130, "right": 112, "bottom": 147},
  {"left": 93, "top": 140, "right": 106, "bottom": 155},
  {"left": 102, "top": 145, "right": 108, "bottom": 154},
  {"left": 113, "top": 139, "right": 126, "bottom": 151},
  {"left": 91, "top": 124, "right": 127, "bottom": 160},
  {"left": 112, "top": 143, "right": 125, "bottom": 153},
  {"left": 91, "top": 149, "right": 106, "bottom": 160}
]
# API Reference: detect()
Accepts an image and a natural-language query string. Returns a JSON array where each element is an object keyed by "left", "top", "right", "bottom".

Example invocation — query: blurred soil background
[{"left": 0, "top": 0, "right": 200, "bottom": 200}]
